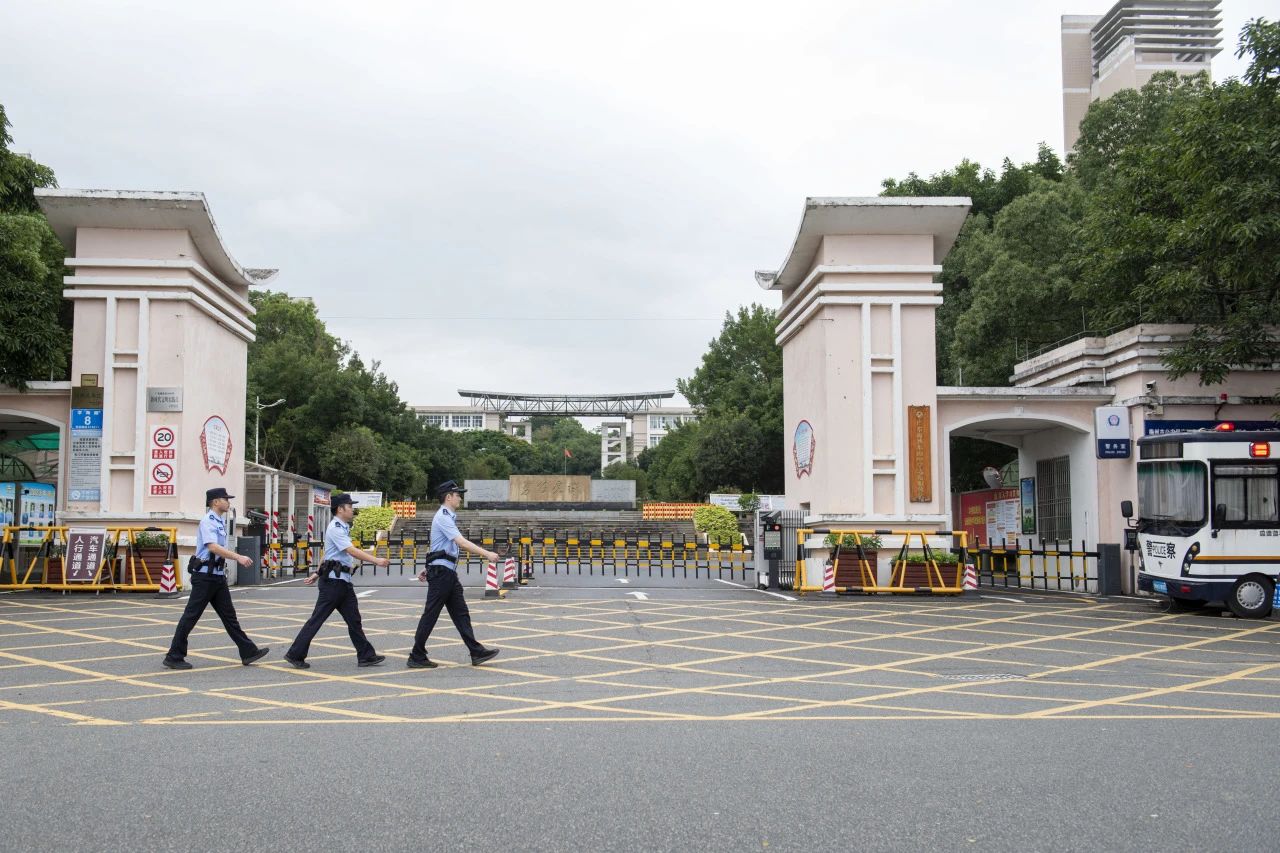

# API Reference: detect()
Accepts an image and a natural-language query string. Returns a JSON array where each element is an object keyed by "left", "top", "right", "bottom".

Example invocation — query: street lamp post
[{"left": 255, "top": 396, "right": 286, "bottom": 465}]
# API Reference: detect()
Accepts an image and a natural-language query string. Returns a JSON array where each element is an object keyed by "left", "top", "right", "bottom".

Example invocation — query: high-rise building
[{"left": 1061, "top": 1, "right": 1222, "bottom": 151}]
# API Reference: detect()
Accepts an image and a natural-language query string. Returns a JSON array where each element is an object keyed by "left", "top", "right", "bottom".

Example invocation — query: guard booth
[{"left": 241, "top": 462, "right": 334, "bottom": 581}]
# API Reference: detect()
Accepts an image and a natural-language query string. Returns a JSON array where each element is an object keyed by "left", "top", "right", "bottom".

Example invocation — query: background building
[{"left": 1062, "top": 0, "right": 1222, "bottom": 151}]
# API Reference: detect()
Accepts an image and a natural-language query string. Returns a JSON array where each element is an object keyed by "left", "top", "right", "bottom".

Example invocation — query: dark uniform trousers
[
  {"left": 409, "top": 566, "right": 482, "bottom": 660},
  {"left": 166, "top": 573, "right": 259, "bottom": 661},
  {"left": 287, "top": 577, "right": 377, "bottom": 662}
]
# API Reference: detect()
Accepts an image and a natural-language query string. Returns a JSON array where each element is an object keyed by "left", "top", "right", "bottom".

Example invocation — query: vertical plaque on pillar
[{"left": 908, "top": 405, "right": 932, "bottom": 502}]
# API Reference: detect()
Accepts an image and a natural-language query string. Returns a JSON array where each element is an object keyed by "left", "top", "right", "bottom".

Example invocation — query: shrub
[
  {"left": 135, "top": 531, "right": 170, "bottom": 548},
  {"left": 824, "top": 532, "right": 883, "bottom": 549},
  {"left": 692, "top": 505, "right": 743, "bottom": 546},
  {"left": 737, "top": 493, "right": 760, "bottom": 512},
  {"left": 901, "top": 550, "right": 959, "bottom": 565},
  {"left": 351, "top": 506, "right": 396, "bottom": 543}
]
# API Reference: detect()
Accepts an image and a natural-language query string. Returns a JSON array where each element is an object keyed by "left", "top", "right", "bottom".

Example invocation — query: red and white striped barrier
[
  {"left": 823, "top": 559, "right": 836, "bottom": 593},
  {"left": 502, "top": 557, "right": 517, "bottom": 589},
  {"left": 306, "top": 514, "right": 314, "bottom": 540},
  {"left": 485, "top": 562, "right": 503, "bottom": 598},
  {"left": 963, "top": 564, "right": 978, "bottom": 592},
  {"left": 155, "top": 560, "right": 180, "bottom": 598}
]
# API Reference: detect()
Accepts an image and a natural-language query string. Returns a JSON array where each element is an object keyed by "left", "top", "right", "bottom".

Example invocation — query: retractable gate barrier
[
  {"left": 966, "top": 537, "right": 1099, "bottom": 593},
  {"left": 336, "top": 527, "right": 753, "bottom": 581},
  {"left": 794, "top": 528, "right": 970, "bottom": 596},
  {"left": 1, "top": 525, "right": 182, "bottom": 592}
]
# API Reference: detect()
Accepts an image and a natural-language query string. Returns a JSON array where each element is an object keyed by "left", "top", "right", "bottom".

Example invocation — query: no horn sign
[{"left": 149, "top": 426, "right": 179, "bottom": 496}]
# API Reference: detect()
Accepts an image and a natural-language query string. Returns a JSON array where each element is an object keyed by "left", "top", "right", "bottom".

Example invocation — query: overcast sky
[{"left": 3, "top": 1, "right": 1269, "bottom": 407}]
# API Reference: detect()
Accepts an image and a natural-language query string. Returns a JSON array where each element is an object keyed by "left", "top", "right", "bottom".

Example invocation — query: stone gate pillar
[
  {"left": 36, "top": 189, "right": 273, "bottom": 551},
  {"left": 755, "top": 197, "right": 969, "bottom": 527}
]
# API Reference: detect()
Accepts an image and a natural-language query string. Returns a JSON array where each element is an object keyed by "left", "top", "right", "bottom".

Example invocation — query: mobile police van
[{"left": 1126, "top": 425, "right": 1280, "bottom": 618}]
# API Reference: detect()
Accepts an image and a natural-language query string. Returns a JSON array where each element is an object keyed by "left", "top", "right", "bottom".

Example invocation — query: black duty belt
[
  {"left": 188, "top": 554, "right": 226, "bottom": 575},
  {"left": 318, "top": 559, "right": 353, "bottom": 579},
  {"left": 423, "top": 549, "right": 458, "bottom": 566}
]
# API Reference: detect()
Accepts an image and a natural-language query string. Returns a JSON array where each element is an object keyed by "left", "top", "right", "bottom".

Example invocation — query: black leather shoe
[
  {"left": 471, "top": 647, "right": 500, "bottom": 666},
  {"left": 358, "top": 655, "right": 386, "bottom": 667},
  {"left": 406, "top": 656, "right": 438, "bottom": 669},
  {"left": 242, "top": 647, "right": 270, "bottom": 665},
  {"left": 162, "top": 657, "right": 192, "bottom": 670},
  {"left": 283, "top": 654, "right": 310, "bottom": 669}
]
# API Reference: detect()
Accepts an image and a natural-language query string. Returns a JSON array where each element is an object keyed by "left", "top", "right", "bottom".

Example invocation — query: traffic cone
[
  {"left": 155, "top": 561, "right": 180, "bottom": 599},
  {"left": 484, "top": 561, "right": 504, "bottom": 599},
  {"left": 822, "top": 559, "right": 836, "bottom": 594},
  {"left": 502, "top": 557, "right": 518, "bottom": 589}
]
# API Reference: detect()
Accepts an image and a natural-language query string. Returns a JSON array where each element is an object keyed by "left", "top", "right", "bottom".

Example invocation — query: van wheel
[
  {"left": 1226, "top": 576, "right": 1273, "bottom": 619},
  {"left": 1167, "top": 597, "right": 1206, "bottom": 612}
]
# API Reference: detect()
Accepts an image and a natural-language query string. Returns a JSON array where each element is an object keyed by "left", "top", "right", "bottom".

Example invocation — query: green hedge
[
  {"left": 900, "top": 550, "right": 960, "bottom": 565},
  {"left": 692, "top": 505, "right": 743, "bottom": 546},
  {"left": 824, "top": 533, "right": 883, "bottom": 549},
  {"left": 351, "top": 506, "right": 396, "bottom": 544}
]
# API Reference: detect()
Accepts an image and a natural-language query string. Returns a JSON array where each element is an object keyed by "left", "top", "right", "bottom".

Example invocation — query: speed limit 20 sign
[{"left": 149, "top": 426, "right": 179, "bottom": 496}]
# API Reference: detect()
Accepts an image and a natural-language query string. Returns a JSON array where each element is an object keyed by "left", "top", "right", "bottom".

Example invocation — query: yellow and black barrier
[
  {"left": 1, "top": 525, "right": 182, "bottom": 593},
  {"left": 794, "top": 528, "right": 970, "bottom": 596}
]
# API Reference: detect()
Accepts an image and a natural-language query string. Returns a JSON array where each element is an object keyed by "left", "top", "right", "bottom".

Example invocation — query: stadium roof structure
[{"left": 457, "top": 390, "right": 677, "bottom": 416}]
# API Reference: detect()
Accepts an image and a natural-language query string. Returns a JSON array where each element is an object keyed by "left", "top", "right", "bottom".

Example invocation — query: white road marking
[
  {"left": 617, "top": 578, "right": 630, "bottom": 584},
  {"left": 268, "top": 576, "right": 305, "bottom": 586},
  {"left": 755, "top": 589, "right": 797, "bottom": 601},
  {"left": 357, "top": 590, "right": 375, "bottom": 598},
  {"left": 714, "top": 579, "right": 747, "bottom": 588},
  {"left": 979, "top": 594, "right": 1026, "bottom": 603},
  {"left": 626, "top": 591, "right": 650, "bottom": 600}
]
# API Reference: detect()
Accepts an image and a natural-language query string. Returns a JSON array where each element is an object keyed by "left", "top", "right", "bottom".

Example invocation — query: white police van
[{"left": 1126, "top": 425, "right": 1280, "bottom": 618}]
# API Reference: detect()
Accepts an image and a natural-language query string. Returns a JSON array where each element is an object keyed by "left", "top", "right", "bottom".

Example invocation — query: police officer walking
[
  {"left": 284, "top": 493, "right": 389, "bottom": 669},
  {"left": 162, "top": 487, "right": 269, "bottom": 670},
  {"left": 406, "top": 480, "right": 500, "bottom": 668}
]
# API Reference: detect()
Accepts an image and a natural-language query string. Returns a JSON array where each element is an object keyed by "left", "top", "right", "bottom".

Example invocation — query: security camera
[{"left": 1144, "top": 381, "right": 1157, "bottom": 393}]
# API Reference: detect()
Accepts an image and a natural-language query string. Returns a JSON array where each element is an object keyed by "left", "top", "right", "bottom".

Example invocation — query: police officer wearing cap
[
  {"left": 283, "top": 493, "right": 389, "bottom": 669},
  {"left": 162, "top": 487, "right": 269, "bottom": 670},
  {"left": 406, "top": 480, "right": 500, "bottom": 668}
]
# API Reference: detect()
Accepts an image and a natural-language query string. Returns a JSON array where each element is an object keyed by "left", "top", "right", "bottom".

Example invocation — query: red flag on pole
[{"left": 564, "top": 448, "right": 572, "bottom": 458}]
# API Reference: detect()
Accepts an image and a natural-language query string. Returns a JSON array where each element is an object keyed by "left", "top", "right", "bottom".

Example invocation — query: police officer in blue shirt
[
  {"left": 406, "top": 480, "right": 500, "bottom": 668},
  {"left": 162, "top": 487, "right": 269, "bottom": 670},
  {"left": 283, "top": 493, "right": 388, "bottom": 669}
]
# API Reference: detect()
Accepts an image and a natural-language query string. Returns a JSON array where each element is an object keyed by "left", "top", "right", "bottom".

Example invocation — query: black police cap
[
  {"left": 435, "top": 479, "right": 467, "bottom": 498},
  {"left": 331, "top": 493, "right": 354, "bottom": 512},
  {"left": 206, "top": 487, "right": 235, "bottom": 505}
]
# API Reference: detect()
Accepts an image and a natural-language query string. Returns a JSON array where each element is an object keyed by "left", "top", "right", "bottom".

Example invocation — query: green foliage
[
  {"left": 949, "top": 177, "right": 1089, "bottom": 385},
  {"left": 134, "top": 531, "right": 171, "bottom": 547},
  {"left": 901, "top": 550, "right": 959, "bottom": 565},
  {"left": 351, "top": 506, "right": 395, "bottom": 543},
  {"left": 824, "top": 532, "right": 883, "bottom": 549},
  {"left": 641, "top": 306, "right": 784, "bottom": 501},
  {"left": 737, "top": 492, "right": 760, "bottom": 512},
  {"left": 691, "top": 504, "right": 742, "bottom": 545},
  {"left": 1072, "top": 21, "right": 1280, "bottom": 383},
  {"left": 0, "top": 104, "right": 70, "bottom": 390},
  {"left": 882, "top": 145, "right": 1065, "bottom": 383}
]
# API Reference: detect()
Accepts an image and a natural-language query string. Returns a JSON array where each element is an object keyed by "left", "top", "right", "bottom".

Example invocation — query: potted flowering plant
[{"left": 824, "top": 533, "right": 883, "bottom": 587}]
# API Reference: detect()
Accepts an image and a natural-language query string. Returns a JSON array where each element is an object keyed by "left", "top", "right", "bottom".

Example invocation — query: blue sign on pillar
[
  {"left": 69, "top": 407, "right": 103, "bottom": 502},
  {"left": 1094, "top": 406, "right": 1132, "bottom": 460}
]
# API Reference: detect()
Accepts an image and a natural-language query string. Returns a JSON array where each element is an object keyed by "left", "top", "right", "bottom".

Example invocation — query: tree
[
  {"left": 1073, "top": 19, "right": 1280, "bottom": 383},
  {"left": 881, "top": 145, "right": 1065, "bottom": 383},
  {"left": 950, "top": 177, "right": 1089, "bottom": 385},
  {"left": 317, "top": 425, "right": 383, "bottom": 488},
  {"left": 638, "top": 421, "right": 703, "bottom": 500},
  {"left": 0, "top": 104, "right": 70, "bottom": 389}
]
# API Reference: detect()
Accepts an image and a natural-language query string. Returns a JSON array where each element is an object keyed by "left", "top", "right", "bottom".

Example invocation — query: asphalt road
[{"left": 3, "top": 584, "right": 1279, "bottom": 852}]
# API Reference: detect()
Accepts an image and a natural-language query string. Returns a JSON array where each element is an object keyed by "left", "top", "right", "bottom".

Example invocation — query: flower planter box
[
  {"left": 43, "top": 557, "right": 64, "bottom": 585},
  {"left": 895, "top": 560, "right": 959, "bottom": 588},
  {"left": 129, "top": 548, "right": 170, "bottom": 583},
  {"left": 832, "top": 550, "right": 879, "bottom": 588}
]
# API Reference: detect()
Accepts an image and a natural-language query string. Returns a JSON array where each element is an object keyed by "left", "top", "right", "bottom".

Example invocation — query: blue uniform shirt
[
  {"left": 195, "top": 510, "right": 227, "bottom": 576},
  {"left": 429, "top": 505, "right": 461, "bottom": 569},
  {"left": 323, "top": 517, "right": 355, "bottom": 583}
]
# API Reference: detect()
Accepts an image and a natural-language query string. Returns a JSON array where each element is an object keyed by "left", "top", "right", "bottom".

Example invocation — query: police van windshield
[{"left": 1137, "top": 461, "right": 1206, "bottom": 535}]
